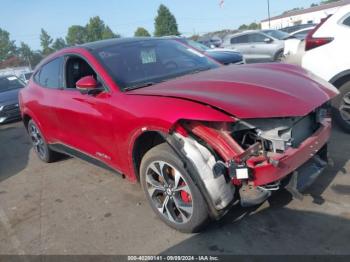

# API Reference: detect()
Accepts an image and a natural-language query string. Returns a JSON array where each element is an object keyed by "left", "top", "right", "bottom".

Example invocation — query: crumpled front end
[{"left": 169, "top": 103, "right": 331, "bottom": 214}]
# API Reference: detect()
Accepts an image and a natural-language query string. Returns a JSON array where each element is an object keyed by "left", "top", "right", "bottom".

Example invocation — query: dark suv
[{"left": 0, "top": 75, "right": 24, "bottom": 124}]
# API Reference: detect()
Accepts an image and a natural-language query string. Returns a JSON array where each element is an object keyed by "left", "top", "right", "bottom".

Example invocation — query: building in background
[{"left": 261, "top": 0, "right": 350, "bottom": 29}]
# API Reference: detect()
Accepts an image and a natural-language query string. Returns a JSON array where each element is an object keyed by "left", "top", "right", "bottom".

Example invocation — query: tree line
[{"left": 0, "top": 4, "right": 179, "bottom": 69}]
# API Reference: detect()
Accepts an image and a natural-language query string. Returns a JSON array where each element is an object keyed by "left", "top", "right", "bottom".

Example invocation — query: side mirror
[
  {"left": 76, "top": 75, "right": 98, "bottom": 90},
  {"left": 264, "top": 38, "right": 273, "bottom": 43}
]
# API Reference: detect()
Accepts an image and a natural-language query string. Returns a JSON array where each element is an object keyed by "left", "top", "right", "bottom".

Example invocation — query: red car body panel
[
  {"left": 129, "top": 63, "right": 336, "bottom": 118},
  {"left": 20, "top": 47, "right": 234, "bottom": 182},
  {"left": 19, "top": 45, "right": 337, "bottom": 187}
]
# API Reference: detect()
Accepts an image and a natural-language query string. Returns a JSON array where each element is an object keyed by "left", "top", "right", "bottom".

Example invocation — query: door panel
[
  {"left": 31, "top": 57, "right": 64, "bottom": 141},
  {"left": 229, "top": 34, "right": 251, "bottom": 57},
  {"left": 53, "top": 90, "right": 118, "bottom": 166},
  {"left": 247, "top": 33, "right": 275, "bottom": 61},
  {"left": 50, "top": 54, "right": 119, "bottom": 167}
]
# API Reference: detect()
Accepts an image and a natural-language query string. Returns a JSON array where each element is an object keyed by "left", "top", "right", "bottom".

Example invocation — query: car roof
[
  {"left": 34, "top": 37, "right": 182, "bottom": 72},
  {"left": 282, "top": 24, "right": 316, "bottom": 34},
  {"left": 226, "top": 30, "right": 264, "bottom": 38},
  {"left": 291, "top": 26, "right": 315, "bottom": 35},
  {"left": 81, "top": 37, "right": 166, "bottom": 50},
  {"left": 223, "top": 30, "right": 263, "bottom": 41}
]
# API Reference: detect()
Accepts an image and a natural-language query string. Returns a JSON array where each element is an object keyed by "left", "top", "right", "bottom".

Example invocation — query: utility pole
[{"left": 267, "top": 0, "right": 271, "bottom": 29}]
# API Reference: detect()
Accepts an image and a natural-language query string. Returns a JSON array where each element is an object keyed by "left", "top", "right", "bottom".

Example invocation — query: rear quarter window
[
  {"left": 35, "top": 58, "right": 62, "bottom": 88},
  {"left": 230, "top": 35, "right": 249, "bottom": 44},
  {"left": 343, "top": 15, "right": 350, "bottom": 26}
]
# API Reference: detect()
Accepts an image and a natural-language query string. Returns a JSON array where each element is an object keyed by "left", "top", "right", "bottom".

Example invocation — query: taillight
[{"left": 305, "top": 15, "right": 333, "bottom": 51}]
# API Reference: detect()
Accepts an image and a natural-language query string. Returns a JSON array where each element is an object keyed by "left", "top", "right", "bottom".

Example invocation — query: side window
[
  {"left": 36, "top": 58, "right": 62, "bottom": 88},
  {"left": 231, "top": 35, "right": 249, "bottom": 44},
  {"left": 248, "top": 33, "right": 268, "bottom": 43},
  {"left": 65, "top": 56, "right": 98, "bottom": 89},
  {"left": 293, "top": 29, "right": 311, "bottom": 40},
  {"left": 343, "top": 15, "right": 350, "bottom": 27}
]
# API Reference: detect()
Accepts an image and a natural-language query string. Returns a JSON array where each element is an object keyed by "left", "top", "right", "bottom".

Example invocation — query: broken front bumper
[
  {"left": 247, "top": 120, "right": 331, "bottom": 187},
  {"left": 170, "top": 119, "right": 331, "bottom": 215}
]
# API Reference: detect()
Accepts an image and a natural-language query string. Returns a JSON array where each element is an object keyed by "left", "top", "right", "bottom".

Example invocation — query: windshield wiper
[{"left": 124, "top": 82, "right": 155, "bottom": 91}]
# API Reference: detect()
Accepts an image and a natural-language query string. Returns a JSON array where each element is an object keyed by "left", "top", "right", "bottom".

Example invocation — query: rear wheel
[
  {"left": 332, "top": 81, "right": 350, "bottom": 133},
  {"left": 140, "top": 143, "right": 209, "bottom": 233},
  {"left": 274, "top": 50, "right": 284, "bottom": 62},
  {"left": 27, "top": 120, "right": 60, "bottom": 162}
]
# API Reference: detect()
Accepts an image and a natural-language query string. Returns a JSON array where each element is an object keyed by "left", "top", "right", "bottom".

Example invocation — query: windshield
[
  {"left": 263, "top": 30, "right": 290, "bottom": 40},
  {"left": 186, "top": 40, "right": 210, "bottom": 51},
  {"left": 93, "top": 39, "right": 219, "bottom": 90},
  {"left": 0, "top": 76, "right": 24, "bottom": 93}
]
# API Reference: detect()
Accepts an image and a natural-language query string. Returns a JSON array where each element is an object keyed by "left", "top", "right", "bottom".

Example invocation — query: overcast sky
[{"left": 0, "top": 0, "right": 317, "bottom": 50}]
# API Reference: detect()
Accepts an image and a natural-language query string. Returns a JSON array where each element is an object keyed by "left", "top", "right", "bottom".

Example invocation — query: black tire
[
  {"left": 140, "top": 143, "right": 209, "bottom": 233},
  {"left": 274, "top": 49, "right": 284, "bottom": 62},
  {"left": 27, "top": 120, "right": 60, "bottom": 162},
  {"left": 332, "top": 81, "right": 350, "bottom": 133}
]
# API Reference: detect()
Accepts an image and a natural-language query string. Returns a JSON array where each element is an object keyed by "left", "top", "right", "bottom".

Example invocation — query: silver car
[{"left": 222, "top": 30, "right": 289, "bottom": 63}]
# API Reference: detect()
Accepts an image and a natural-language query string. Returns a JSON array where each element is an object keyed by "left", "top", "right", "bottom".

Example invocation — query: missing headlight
[{"left": 231, "top": 112, "right": 320, "bottom": 154}]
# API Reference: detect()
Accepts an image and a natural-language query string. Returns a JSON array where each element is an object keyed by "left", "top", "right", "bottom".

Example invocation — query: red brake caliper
[{"left": 180, "top": 182, "right": 192, "bottom": 203}]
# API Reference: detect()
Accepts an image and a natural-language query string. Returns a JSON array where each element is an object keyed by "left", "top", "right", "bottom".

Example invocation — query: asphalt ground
[{"left": 0, "top": 121, "right": 349, "bottom": 255}]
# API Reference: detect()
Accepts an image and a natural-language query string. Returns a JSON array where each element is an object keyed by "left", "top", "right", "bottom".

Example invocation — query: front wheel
[
  {"left": 140, "top": 143, "right": 209, "bottom": 233},
  {"left": 27, "top": 120, "right": 61, "bottom": 162},
  {"left": 332, "top": 81, "right": 350, "bottom": 133}
]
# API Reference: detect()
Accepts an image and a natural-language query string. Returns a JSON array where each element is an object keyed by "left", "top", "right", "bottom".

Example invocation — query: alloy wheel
[
  {"left": 29, "top": 123, "right": 46, "bottom": 159},
  {"left": 145, "top": 161, "right": 193, "bottom": 224},
  {"left": 340, "top": 92, "right": 350, "bottom": 123}
]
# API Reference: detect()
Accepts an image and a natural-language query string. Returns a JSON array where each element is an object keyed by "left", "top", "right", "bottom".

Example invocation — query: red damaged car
[{"left": 19, "top": 38, "right": 337, "bottom": 232}]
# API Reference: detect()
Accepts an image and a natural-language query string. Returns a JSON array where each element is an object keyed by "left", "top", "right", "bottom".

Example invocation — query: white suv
[{"left": 302, "top": 5, "right": 350, "bottom": 132}]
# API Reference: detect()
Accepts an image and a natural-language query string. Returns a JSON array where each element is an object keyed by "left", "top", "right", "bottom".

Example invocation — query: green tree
[
  {"left": 248, "top": 22, "right": 261, "bottom": 30},
  {"left": 52, "top": 37, "right": 66, "bottom": 51},
  {"left": 238, "top": 24, "right": 248, "bottom": 30},
  {"left": 239, "top": 22, "right": 260, "bottom": 30},
  {"left": 85, "top": 16, "right": 118, "bottom": 42},
  {"left": 154, "top": 4, "right": 179, "bottom": 36},
  {"left": 86, "top": 16, "right": 105, "bottom": 42},
  {"left": 18, "top": 42, "right": 34, "bottom": 68},
  {"left": 66, "top": 25, "right": 87, "bottom": 46},
  {"left": 31, "top": 51, "right": 44, "bottom": 68},
  {"left": 102, "top": 26, "right": 119, "bottom": 39},
  {"left": 134, "top": 27, "right": 151, "bottom": 37},
  {"left": 321, "top": 0, "right": 340, "bottom": 4},
  {"left": 40, "top": 29, "right": 53, "bottom": 56},
  {"left": 0, "top": 28, "right": 16, "bottom": 62}
]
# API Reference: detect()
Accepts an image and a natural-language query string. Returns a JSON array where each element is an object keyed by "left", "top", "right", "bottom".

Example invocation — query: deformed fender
[{"left": 165, "top": 132, "right": 235, "bottom": 219}]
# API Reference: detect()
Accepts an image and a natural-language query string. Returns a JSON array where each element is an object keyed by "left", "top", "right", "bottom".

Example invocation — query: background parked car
[
  {"left": 288, "top": 26, "right": 316, "bottom": 40},
  {"left": 281, "top": 24, "right": 316, "bottom": 34},
  {"left": 283, "top": 25, "right": 316, "bottom": 65},
  {"left": 175, "top": 38, "right": 245, "bottom": 65},
  {"left": 0, "top": 66, "right": 31, "bottom": 81},
  {"left": 0, "top": 75, "right": 24, "bottom": 124},
  {"left": 302, "top": 5, "right": 350, "bottom": 132},
  {"left": 19, "top": 72, "right": 33, "bottom": 83},
  {"left": 198, "top": 36, "right": 222, "bottom": 48},
  {"left": 222, "top": 30, "right": 288, "bottom": 63}
]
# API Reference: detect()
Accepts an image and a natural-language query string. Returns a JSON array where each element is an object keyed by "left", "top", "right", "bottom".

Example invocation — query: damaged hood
[{"left": 128, "top": 63, "right": 338, "bottom": 118}]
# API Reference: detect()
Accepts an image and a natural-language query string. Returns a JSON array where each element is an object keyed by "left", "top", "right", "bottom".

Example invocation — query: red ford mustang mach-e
[{"left": 19, "top": 38, "right": 337, "bottom": 232}]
